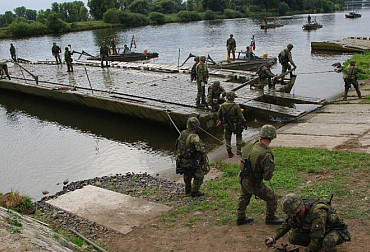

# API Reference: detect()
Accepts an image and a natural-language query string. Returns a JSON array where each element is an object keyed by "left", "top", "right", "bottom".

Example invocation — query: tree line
[{"left": 0, "top": 0, "right": 346, "bottom": 37}]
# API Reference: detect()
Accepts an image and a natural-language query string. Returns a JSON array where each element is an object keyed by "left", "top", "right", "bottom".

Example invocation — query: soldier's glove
[
  {"left": 201, "top": 81, "right": 205, "bottom": 87},
  {"left": 265, "top": 237, "right": 276, "bottom": 247}
]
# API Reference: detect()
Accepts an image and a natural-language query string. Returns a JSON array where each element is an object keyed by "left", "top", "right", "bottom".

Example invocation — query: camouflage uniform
[
  {"left": 207, "top": 81, "right": 226, "bottom": 112},
  {"left": 52, "top": 43, "right": 62, "bottom": 64},
  {"left": 196, "top": 56, "right": 209, "bottom": 107},
  {"left": 10, "top": 44, "right": 16, "bottom": 61},
  {"left": 227, "top": 34, "right": 236, "bottom": 60},
  {"left": 279, "top": 44, "right": 296, "bottom": 74},
  {"left": 100, "top": 42, "right": 110, "bottom": 67},
  {"left": 237, "top": 135, "right": 279, "bottom": 223},
  {"left": 64, "top": 47, "right": 73, "bottom": 72},
  {"left": 342, "top": 60, "right": 365, "bottom": 100},
  {"left": 176, "top": 117, "right": 207, "bottom": 197},
  {"left": 256, "top": 64, "right": 275, "bottom": 89},
  {"left": 190, "top": 56, "right": 199, "bottom": 82},
  {"left": 0, "top": 62, "right": 11, "bottom": 80},
  {"left": 270, "top": 194, "right": 350, "bottom": 252},
  {"left": 217, "top": 91, "right": 247, "bottom": 156}
]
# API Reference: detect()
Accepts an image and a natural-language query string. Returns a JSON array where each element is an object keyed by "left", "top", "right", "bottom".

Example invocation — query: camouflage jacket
[
  {"left": 100, "top": 45, "right": 109, "bottom": 56},
  {"left": 274, "top": 198, "right": 349, "bottom": 252},
  {"left": 217, "top": 101, "right": 247, "bottom": 126},
  {"left": 176, "top": 129, "right": 206, "bottom": 169},
  {"left": 258, "top": 65, "right": 275, "bottom": 80},
  {"left": 343, "top": 65, "right": 365, "bottom": 80},
  {"left": 191, "top": 62, "right": 198, "bottom": 81},
  {"left": 279, "top": 48, "right": 295, "bottom": 66},
  {"left": 227, "top": 38, "right": 236, "bottom": 49},
  {"left": 207, "top": 85, "right": 226, "bottom": 105},
  {"left": 241, "top": 139, "right": 274, "bottom": 183},
  {"left": 64, "top": 50, "right": 73, "bottom": 62},
  {"left": 196, "top": 62, "right": 209, "bottom": 82},
  {"left": 52, "top": 45, "right": 61, "bottom": 55}
]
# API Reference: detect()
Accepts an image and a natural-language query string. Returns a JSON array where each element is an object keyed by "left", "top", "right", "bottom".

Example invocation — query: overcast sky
[{"left": 1, "top": 0, "right": 89, "bottom": 13}]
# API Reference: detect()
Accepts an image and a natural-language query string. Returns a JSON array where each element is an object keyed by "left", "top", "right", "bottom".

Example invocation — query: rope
[
  {"left": 198, "top": 125, "right": 233, "bottom": 149},
  {"left": 298, "top": 70, "right": 336, "bottom": 75},
  {"left": 165, "top": 110, "right": 181, "bottom": 134}
]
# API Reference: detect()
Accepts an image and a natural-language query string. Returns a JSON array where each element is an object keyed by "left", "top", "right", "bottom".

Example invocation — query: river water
[{"left": 1, "top": 10, "right": 369, "bottom": 200}]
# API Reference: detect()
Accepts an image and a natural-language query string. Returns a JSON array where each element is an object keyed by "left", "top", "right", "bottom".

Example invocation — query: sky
[{"left": 1, "top": 0, "right": 89, "bottom": 13}]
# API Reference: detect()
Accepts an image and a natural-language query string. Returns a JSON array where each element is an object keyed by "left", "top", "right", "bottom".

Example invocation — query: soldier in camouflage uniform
[
  {"left": 175, "top": 117, "right": 207, "bottom": 197},
  {"left": 236, "top": 125, "right": 283, "bottom": 226},
  {"left": 0, "top": 62, "right": 11, "bottom": 80},
  {"left": 255, "top": 61, "right": 276, "bottom": 89},
  {"left": 278, "top": 44, "right": 296, "bottom": 75},
  {"left": 100, "top": 41, "right": 110, "bottom": 68},
  {"left": 52, "top": 42, "right": 62, "bottom": 64},
  {"left": 217, "top": 91, "right": 247, "bottom": 158},
  {"left": 10, "top": 44, "right": 16, "bottom": 62},
  {"left": 64, "top": 47, "right": 73, "bottom": 72},
  {"left": 342, "top": 60, "right": 365, "bottom": 100},
  {"left": 226, "top": 34, "right": 236, "bottom": 60},
  {"left": 207, "top": 81, "right": 226, "bottom": 112},
  {"left": 190, "top": 56, "right": 199, "bottom": 82},
  {"left": 265, "top": 193, "right": 351, "bottom": 252},
  {"left": 196, "top": 56, "right": 209, "bottom": 107}
]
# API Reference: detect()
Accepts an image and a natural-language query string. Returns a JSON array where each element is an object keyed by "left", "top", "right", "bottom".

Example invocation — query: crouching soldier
[
  {"left": 0, "top": 62, "right": 11, "bottom": 80},
  {"left": 265, "top": 193, "right": 350, "bottom": 252},
  {"left": 207, "top": 81, "right": 226, "bottom": 112},
  {"left": 175, "top": 117, "right": 209, "bottom": 197}
]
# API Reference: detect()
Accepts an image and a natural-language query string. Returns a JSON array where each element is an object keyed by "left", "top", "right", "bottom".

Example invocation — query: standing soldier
[
  {"left": 10, "top": 44, "right": 16, "bottom": 61},
  {"left": 255, "top": 61, "right": 276, "bottom": 89},
  {"left": 278, "top": 44, "right": 296, "bottom": 75},
  {"left": 52, "top": 42, "right": 62, "bottom": 64},
  {"left": 217, "top": 91, "right": 247, "bottom": 158},
  {"left": 207, "top": 81, "right": 226, "bottom": 112},
  {"left": 342, "top": 60, "right": 365, "bottom": 100},
  {"left": 64, "top": 47, "right": 74, "bottom": 72},
  {"left": 100, "top": 41, "right": 110, "bottom": 68},
  {"left": 226, "top": 34, "right": 236, "bottom": 61},
  {"left": 190, "top": 56, "right": 199, "bottom": 82},
  {"left": 237, "top": 125, "right": 283, "bottom": 226},
  {"left": 110, "top": 36, "right": 117, "bottom": 55},
  {"left": 196, "top": 56, "right": 209, "bottom": 107},
  {"left": 265, "top": 193, "right": 351, "bottom": 251},
  {"left": 175, "top": 117, "right": 208, "bottom": 197}
]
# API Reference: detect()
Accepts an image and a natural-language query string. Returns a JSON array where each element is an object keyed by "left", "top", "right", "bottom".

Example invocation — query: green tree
[
  {"left": 88, "top": 0, "right": 119, "bottom": 19},
  {"left": 128, "top": 0, "right": 151, "bottom": 15},
  {"left": 148, "top": 11, "right": 166, "bottom": 24},
  {"left": 278, "top": 2, "right": 290, "bottom": 15},
  {"left": 25, "top": 9, "right": 37, "bottom": 20},
  {"left": 103, "top": 8, "right": 121, "bottom": 23},
  {"left": 45, "top": 12, "right": 71, "bottom": 33},
  {"left": 204, "top": 10, "right": 216, "bottom": 20},
  {"left": 3, "top": 11, "right": 15, "bottom": 26},
  {"left": 202, "top": 0, "right": 228, "bottom": 12},
  {"left": 14, "top": 6, "right": 27, "bottom": 17},
  {"left": 36, "top": 9, "right": 52, "bottom": 23}
]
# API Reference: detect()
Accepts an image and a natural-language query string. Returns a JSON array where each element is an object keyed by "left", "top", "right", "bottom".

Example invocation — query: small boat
[
  {"left": 345, "top": 12, "right": 361, "bottom": 18},
  {"left": 87, "top": 51, "right": 159, "bottom": 62},
  {"left": 208, "top": 56, "right": 277, "bottom": 71},
  {"left": 260, "top": 23, "right": 284, "bottom": 29},
  {"left": 302, "top": 22, "right": 323, "bottom": 30}
]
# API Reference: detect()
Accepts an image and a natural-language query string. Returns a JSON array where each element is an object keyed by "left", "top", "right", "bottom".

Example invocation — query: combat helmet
[
  {"left": 194, "top": 56, "right": 199, "bottom": 61},
  {"left": 200, "top": 56, "right": 206, "bottom": 61},
  {"left": 212, "top": 81, "right": 221, "bottom": 87},
  {"left": 226, "top": 91, "right": 236, "bottom": 101},
  {"left": 259, "top": 124, "right": 276, "bottom": 140},
  {"left": 287, "top": 44, "right": 294, "bottom": 49},
  {"left": 350, "top": 60, "right": 356, "bottom": 65},
  {"left": 281, "top": 193, "right": 303, "bottom": 214},
  {"left": 187, "top": 117, "right": 200, "bottom": 130}
]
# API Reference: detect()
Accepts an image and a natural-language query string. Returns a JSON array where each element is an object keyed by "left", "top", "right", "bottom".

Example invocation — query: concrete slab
[
  {"left": 278, "top": 123, "right": 368, "bottom": 136},
  {"left": 323, "top": 104, "right": 370, "bottom": 113},
  {"left": 271, "top": 135, "right": 351, "bottom": 150},
  {"left": 307, "top": 113, "right": 370, "bottom": 124},
  {"left": 46, "top": 185, "right": 171, "bottom": 234}
]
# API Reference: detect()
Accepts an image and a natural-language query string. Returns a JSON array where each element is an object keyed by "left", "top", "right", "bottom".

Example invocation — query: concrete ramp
[{"left": 46, "top": 185, "right": 171, "bottom": 234}]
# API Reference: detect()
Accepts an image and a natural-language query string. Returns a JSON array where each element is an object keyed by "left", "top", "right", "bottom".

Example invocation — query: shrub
[
  {"left": 103, "top": 8, "right": 121, "bottom": 24},
  {"left": 7, "top": 21, "right": 47, "bottom": 37},
  {"left": 278, "top": 2, "right": 290, "bottom": 16},
  {"left": 204, "top": 10, "right": 216, "bottom": 20},
  {"left": 177, "top": 10, "right": 192, "bottom": 22},
  {"left": 148, "top": 12, "right": 166, "bottom": 25},
  {"left": 119, "top": 11, "right": 148, "bottom": 27},
  {"left": 224, "top": 9, "right": 242, "bottom": 19},
  {"left": 190, "top": 11, "right": 201, "bottom": 21},
  {"left": 45, "top": 13, "right": 71, "bottom": 33}
]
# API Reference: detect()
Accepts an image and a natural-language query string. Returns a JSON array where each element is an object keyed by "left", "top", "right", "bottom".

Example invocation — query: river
[{"left": 0, "top": 10, "right": 369, "bottom": 200}]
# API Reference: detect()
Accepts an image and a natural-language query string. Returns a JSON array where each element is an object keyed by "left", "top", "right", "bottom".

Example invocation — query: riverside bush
[
  {"left": 177, "top": 10, "right": 201, "bottom": 22},
  {"left": 204, "top": 10, "right": 216, "bottom": 20},
  {"left": 7, "top": 21, "right": 47, "bottom": 37},
  {"left": 190, "top": 11, "right": 201, "bottom": 21},
  {"left": 103, "top": 8, "right": 121, "bottom": 24},
  {"left": 148, "top": 12, "right": 166, "bottom": 25},
  {"left": 119, "top": 12, "right": 148, "bottom": 27},
  {"left": 224, "top": 9, "right": 242, "bottom": 19}
]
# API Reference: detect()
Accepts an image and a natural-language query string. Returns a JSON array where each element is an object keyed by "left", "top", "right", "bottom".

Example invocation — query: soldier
[
  {"left": 217, "top": 91, "right": 247, "bottom": 158},
  {"left": 100, "top": 41, "right": 110, "bottom": 68},
  {"left": 237, "top": 125, "right": 283, "bottom": 226},
  {"left": 10, "top": 44, "right": 16, "bottom": 61},
  {"left": 110, "top": 36, "right": 117, "bottom": 55},
  {"left": 190, "top": 56, "right": 199, "bottom": 82},
  {"left": 255, "top": 61, "right": 276, "bottom": 89},
  {"left": 52, "top": 42, "right": 62, "bottom": 64},
  {"left": 207, "top": 81, "right": 226, "bottom": 112},
  {"left": 226, "top": 34, "right": 236, "bottom": 60},
  {"left": 196, "top": 56, "right": 209, "bottom": 107},
  {"left": 342, "top": 60, "right": 365, "bottom": 100},
  {"left": 245, "top": 46, "right": 256, "bottom": 60},
  {"left": 265, "top": 193, "right": 351, "bottom": 251},
  {"left": 175, "top": 117, "right": 208, "bottom": 197},
  {"left": 278, "top": 44, "right": 296, "bottom": 75},
  {"left": 123, "top": 44, "right": 131, "bottom": 54},
  {"left": 64, "top": 47, "right": 74, "bottom": 72},
  {"left": 0, "top": 62, "right": 11, "bottom": 80}
]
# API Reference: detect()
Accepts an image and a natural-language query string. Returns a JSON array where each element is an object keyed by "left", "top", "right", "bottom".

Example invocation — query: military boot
[
  {"left": 236, "top": 217, "right": 254, "bottom": 226},
  {"left": 227, "top": 150, "right": 234, "bottom": 158},
  {"left": 343, "top": 88, "right": 349, "bottom": 101},
  {"left": 191, "top": 191, "right": 204, "bottom": 197},
  {"left": 185, "top": 187, "right": 191, "bottom": 195},
  {"left": 237, "top": 148, "right": 242, "bottom": 156},
  {"left": 265, "top": 216, "right": 284, "bottom": 225}
]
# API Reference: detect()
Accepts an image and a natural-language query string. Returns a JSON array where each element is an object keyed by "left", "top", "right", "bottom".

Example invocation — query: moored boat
[
  {"left": 345, "top": 12, "right": 361, "bottom": 18},
  {"left": 260, "top": 23, "right": 284, "bottom": 29},
  {"left": 302, "top": 22, "right": 323, "bottom": 30},
  {"left": 208, "top": 57, "right": 277, "bottom": 71},
  {"left": 87, "top": 51, "right": 159, "bottom": 62}
]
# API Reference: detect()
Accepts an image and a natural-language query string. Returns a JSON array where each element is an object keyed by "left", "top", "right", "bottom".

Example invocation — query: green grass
[{"left": 160, "top": 147, "right": 370, "bottom": 226}]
